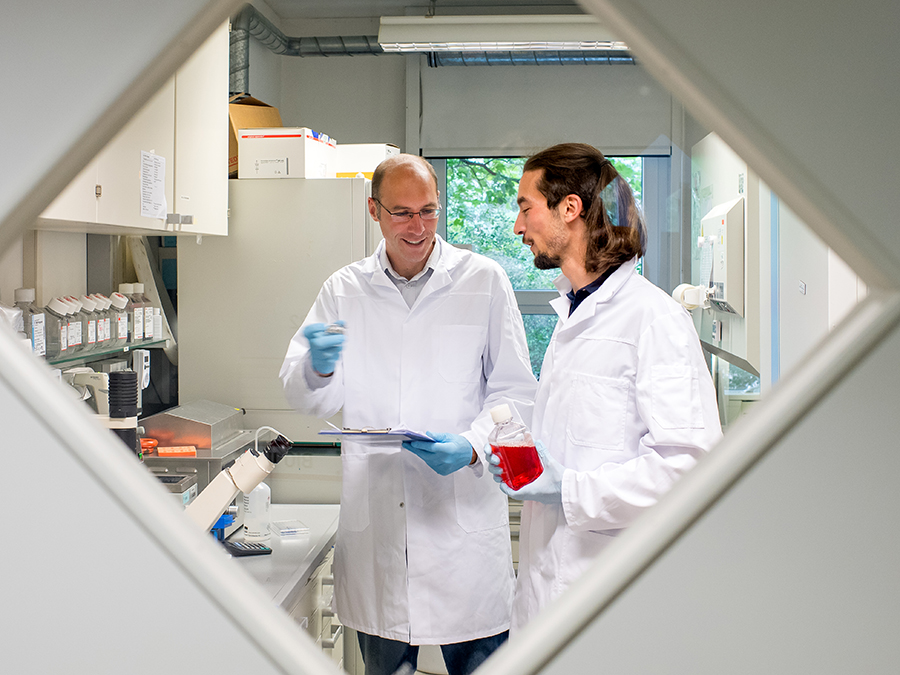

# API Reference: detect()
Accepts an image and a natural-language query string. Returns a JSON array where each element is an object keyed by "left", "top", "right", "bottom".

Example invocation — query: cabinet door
[
  {"left": 95, "top": 78, "right": 175, "bottom": 230},
  {"left": 173, "top": 21, "right": 228, "bottom": 236},
  {"left": 40, "top": 160, "right": 99, "bottom": 224}
]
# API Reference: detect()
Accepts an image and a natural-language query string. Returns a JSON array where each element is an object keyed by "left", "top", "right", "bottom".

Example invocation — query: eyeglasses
[{"left": 373, "top": 198, "right": 441, "bottom": 223}]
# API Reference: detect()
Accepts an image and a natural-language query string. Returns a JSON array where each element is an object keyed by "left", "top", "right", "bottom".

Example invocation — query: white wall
[
  {"left": 777, "top": 200, "right": 830, "bottom": 378},
  {"left": 280, "top": 53, "right": 408, "bottom": 149}
]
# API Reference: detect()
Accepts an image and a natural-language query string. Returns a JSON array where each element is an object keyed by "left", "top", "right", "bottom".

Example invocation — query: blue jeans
[{"left": 357, "top": 630, "right": 509, "bottom": 675}]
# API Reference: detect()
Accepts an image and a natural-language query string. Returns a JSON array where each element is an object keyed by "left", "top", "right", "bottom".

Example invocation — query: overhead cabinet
[{"left": 38, "top": 23, "right": 228, "bottom": 236}]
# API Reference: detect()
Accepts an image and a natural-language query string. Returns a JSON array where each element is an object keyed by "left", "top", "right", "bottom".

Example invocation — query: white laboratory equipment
[{"left": 701, "top": 197, "right": 745, "bottom": 316}]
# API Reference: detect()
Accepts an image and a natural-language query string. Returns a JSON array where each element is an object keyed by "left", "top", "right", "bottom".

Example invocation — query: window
[{"left": 440, "top": 157, "right": 644, "bottom": 377}]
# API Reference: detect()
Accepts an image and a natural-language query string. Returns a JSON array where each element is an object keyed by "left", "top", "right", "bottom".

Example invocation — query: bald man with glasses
[{"left": 281, "top": 154, "right": 537, "bottom": 675}]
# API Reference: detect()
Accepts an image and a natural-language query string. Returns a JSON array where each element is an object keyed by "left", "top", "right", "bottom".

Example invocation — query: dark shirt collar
[{"left": 566, "top": 264, "right": 620, "bottom": 316}]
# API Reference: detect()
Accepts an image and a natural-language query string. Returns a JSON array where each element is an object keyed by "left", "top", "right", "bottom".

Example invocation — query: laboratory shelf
[{"left": 47, "top": 338, "right": 169, "bottom": 367}]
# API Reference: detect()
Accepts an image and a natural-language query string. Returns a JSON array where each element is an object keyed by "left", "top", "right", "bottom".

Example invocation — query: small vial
[{"left": 325, "top": 323, "right": 345, "bottom": 334}]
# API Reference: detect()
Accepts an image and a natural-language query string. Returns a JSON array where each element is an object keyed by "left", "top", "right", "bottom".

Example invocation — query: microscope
[{"left": 183, "top": 429, "right": 292, "bottom": 532}]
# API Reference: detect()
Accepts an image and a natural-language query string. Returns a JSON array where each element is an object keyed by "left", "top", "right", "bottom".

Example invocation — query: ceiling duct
[
  {"left": 230, "top": 4, "right": 383, "bottom": 94},
  {"left": 428, "top": 50, "right": 635, "bottom": 66},
  {"left": 229, "top": 4, "right": 634, "bottom": 94}
]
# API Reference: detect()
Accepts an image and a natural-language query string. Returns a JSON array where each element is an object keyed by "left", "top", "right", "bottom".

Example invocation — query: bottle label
[
  {"left": 103, "top": 317, "right": 111, "bottom": 342},
  {"left": 87, "top": 319, "right": 96, "bottom": 344},
  {"left": 60, "top": 324, "right": 67, "bottom": 351},
  {"left": 117, "top": 314, "right": 127, "bottom": 339},
  {"left": 31, "top": 314, "right": 46, "bottom": 356},
  {"left": 133, "top": 309, "right": 144, "bottom": 340},
  {"left": 69, "top": 320, "right": 82, "bottom": 346},
  {"left": 144, "top": 306, "right": 154, "bottom": 339}
]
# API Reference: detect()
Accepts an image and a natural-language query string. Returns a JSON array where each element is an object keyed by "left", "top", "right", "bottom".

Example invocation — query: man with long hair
[{"left": 488, "top": 143, "right": 722, "bottom": 629}]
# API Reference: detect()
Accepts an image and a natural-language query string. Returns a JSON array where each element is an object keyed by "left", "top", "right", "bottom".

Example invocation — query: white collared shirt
[{"left": 380, "top": 237, "right": 442, "bottom": 308}]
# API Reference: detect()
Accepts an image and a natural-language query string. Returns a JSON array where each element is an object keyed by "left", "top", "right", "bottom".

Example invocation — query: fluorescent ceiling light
[{"left": 377, "top": 15, "right": 629, "bottom": 53}]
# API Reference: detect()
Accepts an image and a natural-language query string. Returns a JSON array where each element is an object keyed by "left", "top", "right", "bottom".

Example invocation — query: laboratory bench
[{"left": 226, "top": 503, "right": 349, "bottom": 670}]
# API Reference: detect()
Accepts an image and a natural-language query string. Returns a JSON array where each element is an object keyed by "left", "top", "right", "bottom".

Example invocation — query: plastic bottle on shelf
[
  {"left": 14, "top": 288, "right": 46, "bottom": 357},
  {"left": 487, "top": 403, "right": 544, "bottom": 491},
  {"left": 118, "top": 283, "right": 141, "bottom": 344},
  {"left": 243, "top": 482, "right": 271, "bottom": 542},
  {"left": 133, "top": 283, "right": 154, "bottom": 341},
  {"left": 62, "top": 297, "right": 83, "bottom": 355},
  {"left": 69, "top": 296, "right": 91, "bottom": 354},
  {"left": 153, "top": 307, "right": 162, "bottom": 342},
  {"left": 90, "top": 293, "right": 112, "bottom": 349},
  {"left": 44, "top": 297, "right": 70, "bottom": 360},
  {"left": 79, "top": 295, "right": 99, "bottom": 353},
  {"left": 109, "top": 292, "right": 130, "bottom": 347}
]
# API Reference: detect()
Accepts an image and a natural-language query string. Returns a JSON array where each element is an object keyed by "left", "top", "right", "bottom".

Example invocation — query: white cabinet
[
  {"left": 173, "top": 21, "right": 228, "bottom": 236},
  {"left": 97, "top": 78, "right": 175, "bottom": 229},
  {"left": 38, "top": 23, "right": 227, "bottom": 236}
]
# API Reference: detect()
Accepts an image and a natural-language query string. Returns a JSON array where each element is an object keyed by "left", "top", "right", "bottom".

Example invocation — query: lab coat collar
[
  {"left": 549, "top": 257, "right": 638, "bottom": 325},
  {"left": 364, "top": 235, "right": 457, "bottom": 300}
]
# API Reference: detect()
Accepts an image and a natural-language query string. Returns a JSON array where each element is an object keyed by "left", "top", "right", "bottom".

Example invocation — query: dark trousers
[{"left": 357, "top": 630, "right": 509, "bottom": 675}]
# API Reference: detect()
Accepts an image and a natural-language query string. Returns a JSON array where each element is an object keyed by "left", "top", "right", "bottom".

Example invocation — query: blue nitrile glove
[
  {"left": 487, "top": 440, "right": 564, "bottom": 505},
  {"left": 303, "top": 321, "right": 345, "bottom": 375},
  {"left": 403, "top": 432, "right": 475, "bottom": 476}
]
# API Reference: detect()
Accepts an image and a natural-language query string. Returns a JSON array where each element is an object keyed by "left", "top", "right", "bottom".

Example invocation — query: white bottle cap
[
  {"left": 109, "top": 292, "right": 129, "bottom": 310},
  {"left": 490, "top": 404, "right": 513, "bottom": 424},
  {"left": 119, "top": 283, "right": 134, "bottom": 294},
  {"left": 79, "top": 295, "right": 96, "bottom": 312},
  {"left": 47, "top": 297, "right": 68, "bottom": 315},
  {"left": 14, "top": 288, "right": 35, "bottom": 303},
  {"left": 68, "top": 297, "right": 83, "bottom": 312},
  {"left": 133, "top": 283, "right": 144, "bottom": 293}
]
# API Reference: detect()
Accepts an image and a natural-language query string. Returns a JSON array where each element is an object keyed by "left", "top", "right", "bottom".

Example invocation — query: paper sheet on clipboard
[{"left": 318, "top": 427, "right": 432, "bottom": 444}]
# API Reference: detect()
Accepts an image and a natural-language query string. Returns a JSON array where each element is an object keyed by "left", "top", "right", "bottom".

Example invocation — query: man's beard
[{"left": 533, "top": 251, "right": 562, "bottom": 270}]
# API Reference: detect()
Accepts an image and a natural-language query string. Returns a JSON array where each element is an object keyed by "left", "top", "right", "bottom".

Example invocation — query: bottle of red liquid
[{"left": 488, "top": 404, "right": 543, "bottom": 491}]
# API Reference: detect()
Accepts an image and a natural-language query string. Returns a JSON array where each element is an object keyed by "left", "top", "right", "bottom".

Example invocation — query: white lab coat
[
  {"left": 280, "top": 236, "right": 537, "bottom": 644},
  {"left": 512, "top": 258, "right": 722, "bottom": 629}
]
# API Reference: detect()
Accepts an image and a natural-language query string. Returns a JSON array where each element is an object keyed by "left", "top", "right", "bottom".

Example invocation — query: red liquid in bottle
[{"left": 491, "top": 442, "right": 543, "bottom": 491}]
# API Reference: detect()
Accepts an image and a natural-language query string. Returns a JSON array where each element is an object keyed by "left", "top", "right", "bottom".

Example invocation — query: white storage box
[
  {"left": 238, "top": 127, "right": 337, "bottom": 179},
  {"left": 336, "top": 143, "right": 400, "bottom": 179}
]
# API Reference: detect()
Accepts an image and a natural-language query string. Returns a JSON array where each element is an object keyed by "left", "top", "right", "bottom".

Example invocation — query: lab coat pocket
[
  {"left": 438, "top": 326, "right": 486, "bottom": 383},
  {"left": 650, "top": 364, "right": 702, "bottom": 429},
  {"left": 454, "top": 470, "right": 508, "bottom": 533},
  {"left": 566, "top": 374, "right": 629, "bottom": 450},
  {"left": 339, "top": 454, "right": 370, "bottom": 532}
]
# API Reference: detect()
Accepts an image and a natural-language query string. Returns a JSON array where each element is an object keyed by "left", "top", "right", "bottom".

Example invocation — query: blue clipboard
[{"left": 318, "top": 427, "right": 432, "bottom": 443}]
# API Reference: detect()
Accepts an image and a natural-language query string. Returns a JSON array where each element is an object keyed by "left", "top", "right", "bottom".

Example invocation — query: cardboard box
[
  {"left": 228, "top": 94, "right": 282, "bottom": 177},
  {"left": 336, "top": 143, "right": 400, "bottom": 179},
  {"left": 238, "top": 127, "right": 337, "bottom": 179}
]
